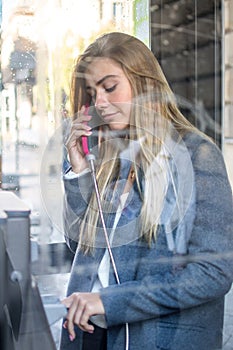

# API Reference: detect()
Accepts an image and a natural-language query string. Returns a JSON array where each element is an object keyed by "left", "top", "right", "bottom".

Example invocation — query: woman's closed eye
[
  {"left": 105, "top": 84, "right": 117, "bottom": 93},
  {"left": 86, "top": 84, "right": 117, "bottom": 98}
]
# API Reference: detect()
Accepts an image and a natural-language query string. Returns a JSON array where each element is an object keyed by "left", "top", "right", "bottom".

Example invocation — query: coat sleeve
[
  {"left": 100, "top": 137, "right": 233, "bottom": 326},
  {"left": 63, "top": 171, "right": 93, "bottom": 251}
]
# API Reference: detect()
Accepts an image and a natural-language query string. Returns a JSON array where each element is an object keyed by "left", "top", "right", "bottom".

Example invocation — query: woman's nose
[{"left": 94, "top": 90, "right": 109, "bottom": 110}]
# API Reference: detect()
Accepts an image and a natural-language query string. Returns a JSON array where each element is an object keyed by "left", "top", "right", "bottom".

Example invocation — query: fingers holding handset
[{"left": 65, "top": 106, "right": 93, "bottom": 173}]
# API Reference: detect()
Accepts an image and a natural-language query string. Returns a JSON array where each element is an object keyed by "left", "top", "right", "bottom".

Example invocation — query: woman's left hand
[{"left": 61, "top": 292, "right": 105, "bottom": 340}]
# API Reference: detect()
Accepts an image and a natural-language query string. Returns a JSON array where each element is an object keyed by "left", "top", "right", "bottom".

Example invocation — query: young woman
[{"left": 60, "top": 32, "right": 233, "bottom": 350}]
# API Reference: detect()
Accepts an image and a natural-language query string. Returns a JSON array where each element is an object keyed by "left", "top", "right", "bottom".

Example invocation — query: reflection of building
[
  {"left": 151, "top": 0, "right": 223, "bottom": 146},
  {"left": 1, "top": 0, "right": 135, "bottom": 141},
  {"left": 0, "top": 0, "right": 137, "bottom": 218},
  {"left": 2, "top": 36, "right": 36, "bottom": 134},
  {"left": 0, "top": 3, "right": 37, "bottom": 189},
  {"left": 150, "top": 0, "right": 233, "bottom": 187}
]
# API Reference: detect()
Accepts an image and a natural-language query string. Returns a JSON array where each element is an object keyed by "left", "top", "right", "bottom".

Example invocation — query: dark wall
[{"left": 150, "top": 0, "right": 223, "bottom": 147}]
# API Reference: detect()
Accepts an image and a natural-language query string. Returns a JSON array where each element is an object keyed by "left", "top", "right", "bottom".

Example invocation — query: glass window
[
  {"left": 1, "top": 2, "right": 233, "bottom": 349},
  {"left": 151, "top": 0, "right": 223, "bottom": 147}
]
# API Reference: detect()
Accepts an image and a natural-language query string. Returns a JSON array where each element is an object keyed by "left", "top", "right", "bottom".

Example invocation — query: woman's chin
[{"left": 108, "top": 122, "right": 129, "bottom": 131}]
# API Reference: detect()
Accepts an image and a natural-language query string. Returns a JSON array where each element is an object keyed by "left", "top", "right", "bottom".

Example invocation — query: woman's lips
[{"left": 101, "top": 112, "right": 118, "bottom": 120}]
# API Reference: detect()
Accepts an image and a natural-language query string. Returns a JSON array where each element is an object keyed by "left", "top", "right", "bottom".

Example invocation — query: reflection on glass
[
  {"left": 150, "top": 0, "right": 222, "bottom": 146},
  {"left": 0, "top": 0, "right": 150, "bottom": 246}
]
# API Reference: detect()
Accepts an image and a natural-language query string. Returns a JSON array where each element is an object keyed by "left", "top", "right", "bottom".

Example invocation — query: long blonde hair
[{"left": 70, "top": 32, "right": 197, "bottom": 253}]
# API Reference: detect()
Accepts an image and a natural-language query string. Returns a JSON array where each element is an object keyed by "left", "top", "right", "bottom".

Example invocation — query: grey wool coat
[{"left": 60, "top": 131, "right": 233, "bottom": 350}]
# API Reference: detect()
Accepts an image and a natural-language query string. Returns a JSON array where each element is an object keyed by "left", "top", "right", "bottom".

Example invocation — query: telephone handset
[
  {"left": 81, "top": 104, "right": 100, "bottom": 157},
  {"left": 81, "top": 105, "right": 91, "bottom": 156}
]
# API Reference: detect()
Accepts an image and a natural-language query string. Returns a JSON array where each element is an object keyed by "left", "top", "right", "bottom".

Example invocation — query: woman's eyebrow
[
  {"left": 86, "top": 75, "right": 118, "bottom": 90},
  {"left": 96, "top": 74, "right": 118, "bottom": 86}
]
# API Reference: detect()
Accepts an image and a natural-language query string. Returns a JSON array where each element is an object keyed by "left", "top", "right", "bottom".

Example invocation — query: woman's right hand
[{"left": 65, "top": 106, "right": 93, "bottom": 174}]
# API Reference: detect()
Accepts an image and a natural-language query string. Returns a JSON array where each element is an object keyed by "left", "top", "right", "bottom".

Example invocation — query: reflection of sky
[
  {"left": 2, "top": 0, "right": 94, "bottom": 47},
  {"left": 1, "top": 0, "right": 18, "bottom": 30},
  {"left": 1, "top": 0, "right": 18, "bottom": 68}
]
